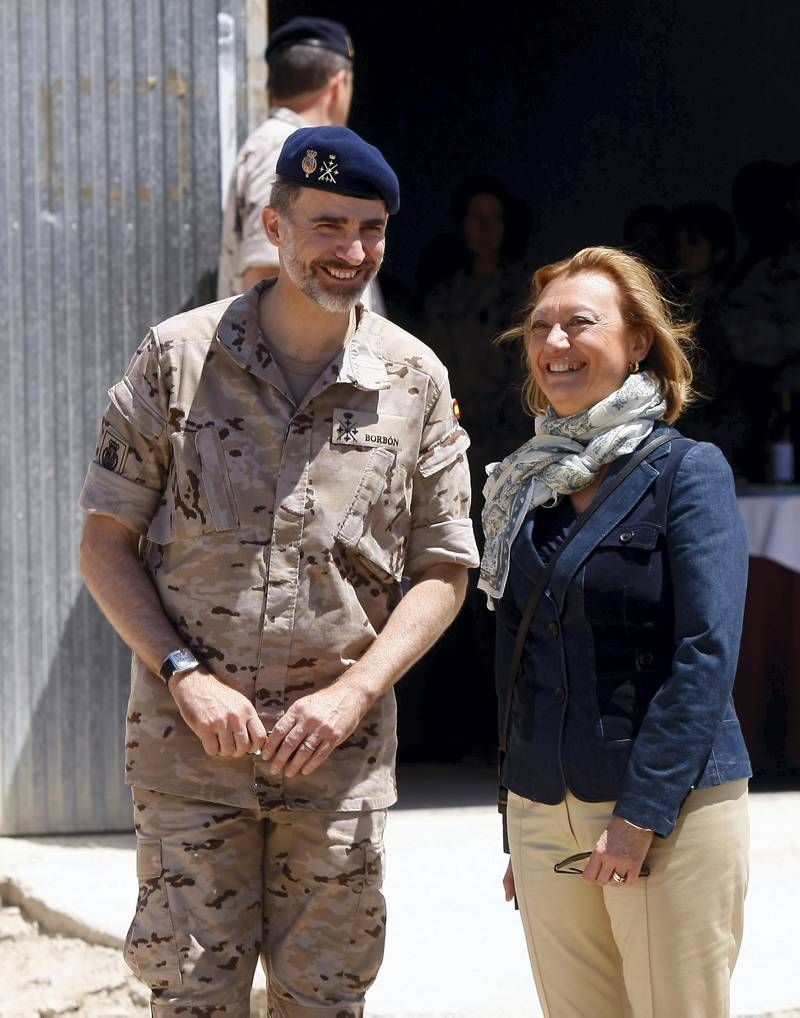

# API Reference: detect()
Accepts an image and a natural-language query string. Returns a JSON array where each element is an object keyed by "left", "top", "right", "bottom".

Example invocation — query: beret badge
[
  {"left": 301, "top": 149, "right": 318, "bottom": 177},
  {"left": 318, "top": 154, "right": 339, "bottom": 184}
]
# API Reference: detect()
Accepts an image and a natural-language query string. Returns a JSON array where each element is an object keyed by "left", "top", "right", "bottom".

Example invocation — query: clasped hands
[{"left": 170, "top": 667, "right": 369, "bottom": 777}]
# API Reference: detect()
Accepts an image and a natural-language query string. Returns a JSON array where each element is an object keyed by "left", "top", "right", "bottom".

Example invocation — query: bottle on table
[{"left": 769, "top": 389, "right": 796, "bottom": 484}]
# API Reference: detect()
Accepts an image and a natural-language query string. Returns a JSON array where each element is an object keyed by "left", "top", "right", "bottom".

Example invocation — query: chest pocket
[
  {"left": 589, "top": 521, "right": 665, "bottom": 626},
  {"left": 598, "top": 522, "right": 661, "bottom": 552},
  {"left": 336, "top": 446, "right": 410, "bottom": 583},
  {"left": 146, "top": 428, "right": 239, "bottom": 544}
]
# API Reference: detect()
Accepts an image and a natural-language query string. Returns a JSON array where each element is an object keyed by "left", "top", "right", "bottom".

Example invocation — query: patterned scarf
[{"left": 479, "top": 371, "right": 667, "bottom": 605}]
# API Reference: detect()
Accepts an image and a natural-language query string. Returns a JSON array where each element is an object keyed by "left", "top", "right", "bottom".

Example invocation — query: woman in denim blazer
[{"left": 481, "top": 247, "right": 751, "bottom": 1018}]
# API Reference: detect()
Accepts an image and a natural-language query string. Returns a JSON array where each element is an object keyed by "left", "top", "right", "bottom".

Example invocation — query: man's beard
[{"left": 281, "top": 234, "right": 378, "bottom": 313}]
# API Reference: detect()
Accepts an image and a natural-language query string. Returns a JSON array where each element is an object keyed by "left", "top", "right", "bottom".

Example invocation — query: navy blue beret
[
  {"left": 265, "top": 17, "right": 354, "bottom": 63},
  {"left": 276, "top": 127, "right": 400, "bottom": 214}
]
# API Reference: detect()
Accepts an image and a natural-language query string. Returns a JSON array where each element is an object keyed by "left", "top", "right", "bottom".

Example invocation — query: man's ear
[
  {"left": 262, "top": 206, "right": 282, "bottom": 247},
  {"left": 328, "top": 68, "right": 348, "bottom": 101}
]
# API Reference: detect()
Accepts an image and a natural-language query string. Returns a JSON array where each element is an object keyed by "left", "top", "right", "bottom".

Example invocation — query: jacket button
[
  {"left": 637, "top": 651, "right": 654, "bottom": 668},
  {"left": 548, "top": 621, "right": 560, "bottom": 638},
  {"left": 619, "top": 530, "right": 634, "bottom": 544},
  {"left": 554, "top": 687, "right": 566, "bottom": 703}
]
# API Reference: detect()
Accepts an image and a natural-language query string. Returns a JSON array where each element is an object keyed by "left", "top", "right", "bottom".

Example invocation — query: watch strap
[{"left": 159, "top": 648, "right": 200, "bottom": 683}]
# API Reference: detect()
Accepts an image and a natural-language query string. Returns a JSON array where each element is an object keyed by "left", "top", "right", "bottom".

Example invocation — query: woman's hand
[
  {"left": 503, "top": 858, "right": 516, "bottom": 902},
  {"left": 582, "top": 816, "right": 653, "bottom": 887}
]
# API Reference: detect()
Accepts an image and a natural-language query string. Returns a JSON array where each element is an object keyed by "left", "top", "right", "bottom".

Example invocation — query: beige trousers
[{"left": 507, "top": 781, "right": 749, "bottom": 1018}]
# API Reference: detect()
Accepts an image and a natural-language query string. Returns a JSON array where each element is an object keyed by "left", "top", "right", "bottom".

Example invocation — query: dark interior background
[
  {"left": 271, "top": 0, "right": 800, "bottom": 283},
  {"left": 269, "top": 0, "right": 800, "bottom": 764}
]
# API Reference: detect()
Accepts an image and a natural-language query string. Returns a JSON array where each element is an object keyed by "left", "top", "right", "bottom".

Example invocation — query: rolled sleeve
[
  {"left": 405, "top": 374, "right": 479, "bottom": 579},
  {"left": 79, "top": 330, "right": 170, "bottom": 535},
  {"left": 238, "top": 150, "right": 280, "bottom": 273},
  {"left": 239, "top": 227, "right": 279, "bottom": 273},
  {"left": 79, "top": 461, "right": 163, "bottom": 535}
]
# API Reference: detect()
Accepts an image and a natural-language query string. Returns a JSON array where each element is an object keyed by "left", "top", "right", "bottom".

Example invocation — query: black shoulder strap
[{"left": 498, "top": 429, "right": 674, "bottom": 752}]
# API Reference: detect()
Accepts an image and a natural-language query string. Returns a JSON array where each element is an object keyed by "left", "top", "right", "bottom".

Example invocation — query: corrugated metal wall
[{"left": 0, "top": 0, "right": 256, "bottom": 835}]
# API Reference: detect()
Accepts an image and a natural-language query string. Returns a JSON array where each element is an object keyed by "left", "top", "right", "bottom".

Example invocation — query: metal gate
[{"left": 0, "top": 0, "right": 265, "bottom": 834}]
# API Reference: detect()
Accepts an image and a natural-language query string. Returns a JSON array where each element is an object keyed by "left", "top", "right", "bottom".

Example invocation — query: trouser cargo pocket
[{"left": 124, "top": 836, "right": 181, "bottom": 991}]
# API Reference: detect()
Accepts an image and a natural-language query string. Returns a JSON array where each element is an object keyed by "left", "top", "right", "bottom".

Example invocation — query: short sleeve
[
  {"left": 79, "top": 331, "right": 171, "bottom": 534},
  {"left": 236, "top": 145, "right": 280, "bottom": 274},
  {"left": 405, "top": 372, "right": 480, "bottom": 579}
]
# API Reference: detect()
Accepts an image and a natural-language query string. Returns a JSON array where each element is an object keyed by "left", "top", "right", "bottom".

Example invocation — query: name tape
[{"left": 331, "top": 408, "right": 403, "bottom": 450}]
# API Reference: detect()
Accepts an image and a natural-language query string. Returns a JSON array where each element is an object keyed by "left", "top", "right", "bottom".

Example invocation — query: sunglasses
[{"left": 553, "top": 851, "right": 650, "bottom": 877}]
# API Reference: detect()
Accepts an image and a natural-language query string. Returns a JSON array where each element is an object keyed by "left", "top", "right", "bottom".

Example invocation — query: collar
[
  {"left": 269, "top": 107, "right": 308, "bottom": 128},
  {"left": 336, "top": 309, "right": 391, "bottom": 391},
  {"left": 216, "top": 280, "right": 390, "bottom": 393}
]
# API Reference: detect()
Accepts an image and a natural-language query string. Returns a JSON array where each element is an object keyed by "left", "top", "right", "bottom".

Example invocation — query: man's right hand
[{"left": 170, "top": 670, "right": 267, "bottom": 758}]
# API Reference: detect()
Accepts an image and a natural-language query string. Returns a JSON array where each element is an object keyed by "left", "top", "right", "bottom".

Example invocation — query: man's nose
[{"left": 337, "top": 236, "right": 365, "bottom": 264}]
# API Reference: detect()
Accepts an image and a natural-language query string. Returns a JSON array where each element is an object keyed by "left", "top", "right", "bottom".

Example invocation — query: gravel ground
[
  {"left": 2, "top": 892, "right": 798, "bottom": 1018},
  {"left": 0, "top": 894, "right": 274, "bottom": 1018},
  {"left": 0, "top": 899, "right": 148, "bottom": 1018}
]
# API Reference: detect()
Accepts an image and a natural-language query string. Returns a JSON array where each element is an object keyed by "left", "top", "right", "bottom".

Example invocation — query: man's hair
[
  {"left": 269, "top": 44, "right": 350, "bottom": 101},
  {"left": 268, "top": 178, "right": 304, "bottom": 217}
]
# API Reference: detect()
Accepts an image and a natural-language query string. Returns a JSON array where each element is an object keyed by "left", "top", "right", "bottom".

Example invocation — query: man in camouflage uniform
[{"left": 80, "top": 127, "right": 478, "bottom": 1017}]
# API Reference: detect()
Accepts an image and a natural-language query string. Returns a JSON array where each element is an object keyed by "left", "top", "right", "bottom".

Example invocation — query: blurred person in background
[
  {"left": 425, "top": 175, "right": 533, "bottom": 507},
  {"left": 622, "top": 204, "right": 675, "bottom": 273},
  {"left": 672, "top": 201, "right": 748, "bottom": 466},
  {"left": 418, "top": 175, "right": 532, "bottom": 762},
  {"left": 721, "top": 161, "right": 800, "bottom": 478}
]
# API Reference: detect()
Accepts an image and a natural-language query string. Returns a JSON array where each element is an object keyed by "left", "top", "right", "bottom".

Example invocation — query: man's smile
[{"left": 319, "top": 264, "right": 361, "bottom": 280}]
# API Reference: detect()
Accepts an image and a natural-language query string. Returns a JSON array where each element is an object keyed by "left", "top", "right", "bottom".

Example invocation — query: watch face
[{"left": 161, "top": 649, "right": 199, "bottom": 680}]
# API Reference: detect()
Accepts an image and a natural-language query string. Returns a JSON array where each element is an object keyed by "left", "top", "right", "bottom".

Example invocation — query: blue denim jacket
[{"left": 495, "top": 429, "right": 752, "bottom": 837}]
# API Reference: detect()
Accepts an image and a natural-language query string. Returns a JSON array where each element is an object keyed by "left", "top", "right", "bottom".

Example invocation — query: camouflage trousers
[{"left": 125, "top": 786, "right": 386, "bottom": 1018}]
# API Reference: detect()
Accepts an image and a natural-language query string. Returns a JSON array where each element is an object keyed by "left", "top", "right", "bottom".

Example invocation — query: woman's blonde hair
[{"left": 504, "top": 246, "right": 695, "bottom": 423}]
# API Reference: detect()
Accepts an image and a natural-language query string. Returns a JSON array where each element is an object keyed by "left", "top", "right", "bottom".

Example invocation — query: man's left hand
[
  {"left": 260, "top": 680, "right": 371, "bottom": 777},
  {"left": 582, "top": 816, "right": 653, "bottom": 887}
]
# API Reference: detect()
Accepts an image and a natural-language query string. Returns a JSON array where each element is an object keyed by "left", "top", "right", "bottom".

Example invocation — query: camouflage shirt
[{"left": 80, "top": 282, "right": 479, "bottom": 811}]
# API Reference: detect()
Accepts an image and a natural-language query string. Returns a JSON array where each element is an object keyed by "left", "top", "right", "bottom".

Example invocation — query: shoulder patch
[{"left": 98, "top": 425, "right": 130, "bottom": 475}]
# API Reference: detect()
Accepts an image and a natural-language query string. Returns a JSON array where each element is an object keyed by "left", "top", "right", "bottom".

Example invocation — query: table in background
[{"left": 736, "top": 488, "right": 800, "bottom": 773}]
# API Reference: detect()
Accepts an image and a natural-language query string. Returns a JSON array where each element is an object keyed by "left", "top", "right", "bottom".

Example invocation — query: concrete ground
[{"left": 0, "top": 765, "right": 798, "bottom": 1018}]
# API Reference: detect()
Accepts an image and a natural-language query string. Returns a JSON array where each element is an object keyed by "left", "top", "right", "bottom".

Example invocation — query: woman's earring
[{"left": 628, "top": 360, "right": 640, "bottom": 374}]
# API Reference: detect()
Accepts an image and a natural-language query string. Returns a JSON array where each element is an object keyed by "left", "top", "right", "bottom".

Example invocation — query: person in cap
[
  {"left": 217, "top": 15, "right": 384, "bottom": 311},
  {"left": 80, "top": 126, "right": 478, "bottom": 1017}
]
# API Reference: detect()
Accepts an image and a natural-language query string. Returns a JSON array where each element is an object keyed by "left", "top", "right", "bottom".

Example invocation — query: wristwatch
[{"left": 159, "top": 648, "right": 200, "bottom": 684}]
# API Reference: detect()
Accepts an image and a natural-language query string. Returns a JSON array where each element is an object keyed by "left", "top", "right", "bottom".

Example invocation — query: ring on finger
[
  {"left": 611, "top": 871, "right": 626, "bottom": 884},
  {"left": 301, "top": 738, "right": 319, "bottom": 752}
]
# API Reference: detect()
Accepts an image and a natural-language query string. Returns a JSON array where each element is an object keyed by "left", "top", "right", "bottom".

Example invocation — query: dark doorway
[
  {"left": 270, "top": 0, "right": 800, "bottom": 284},
  {"left": 269, "top": 0, "right": 800, "bottom": 764}
]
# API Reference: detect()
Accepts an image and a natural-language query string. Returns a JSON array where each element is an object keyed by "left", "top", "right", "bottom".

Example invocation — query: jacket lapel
[{"left": 547, "top": 440, "right": 672, "bottom": 612}]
